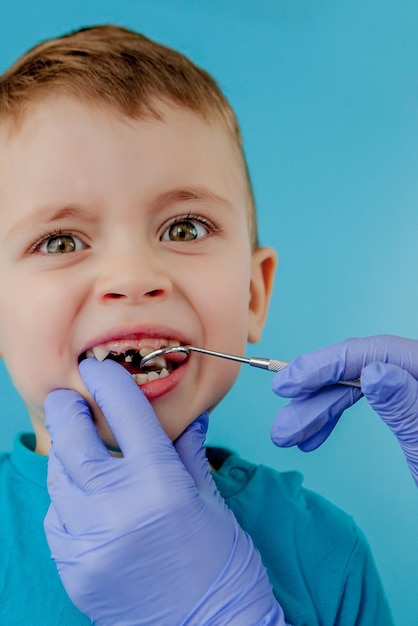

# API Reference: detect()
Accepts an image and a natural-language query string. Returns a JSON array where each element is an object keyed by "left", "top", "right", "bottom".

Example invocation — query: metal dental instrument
[{"left": 140, "top": 345, "right": 361, "bottom": 388}]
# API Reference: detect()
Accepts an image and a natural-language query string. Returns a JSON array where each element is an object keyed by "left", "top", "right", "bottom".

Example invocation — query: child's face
[{"left": 0, "top": 97, "right": 276, "bottom": 454}]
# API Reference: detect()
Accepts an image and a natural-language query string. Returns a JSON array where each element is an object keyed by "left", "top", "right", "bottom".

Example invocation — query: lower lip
[{"left": 135, "top": 361, "right": 187, "bottom": 400}]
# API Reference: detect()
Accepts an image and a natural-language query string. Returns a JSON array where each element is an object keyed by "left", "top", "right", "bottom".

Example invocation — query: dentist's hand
[
  {"left": 44, "top": 358, "right": 286, "bottom": 626},
  {"left": 271, "top": 336, "right": 418, "bottom": 485}
]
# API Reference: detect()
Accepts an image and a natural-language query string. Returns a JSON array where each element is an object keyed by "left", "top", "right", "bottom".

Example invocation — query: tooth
[
  {"left": 92, "top": 345, "right": 111, "bottom": 362},
  {"left": 90, "top": 339, "right": 181, "bottom": 366},
  {"left": 139, "top": 346, "right": 155, "bottom": 357},
  {"left": 132, "top": 366, "right": 170, "bottom": 386},
  {"left": 133, "top": 373, "right": 148, "bottom": 385},
  {"left": 145, "top": 356, "right": 167, "bottom": 370}
]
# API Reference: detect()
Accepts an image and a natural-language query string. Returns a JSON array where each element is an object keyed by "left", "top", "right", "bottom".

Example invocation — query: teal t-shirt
[
  {"left": 0, "top": 434, "right": 393, "bottom": 625},
  {"left": 0, "top": 434, "right": 89, "bottom": 624},
  {"left": 209, "top": 448, "right": 393, "bottom": 626}
]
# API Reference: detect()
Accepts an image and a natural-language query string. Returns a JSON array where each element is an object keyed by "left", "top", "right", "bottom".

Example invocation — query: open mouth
[{"left": 78, "top": 338, "right": 186, "bottom": 385}]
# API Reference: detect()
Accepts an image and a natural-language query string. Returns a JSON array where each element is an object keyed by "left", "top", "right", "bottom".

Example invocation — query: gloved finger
[
  {"left": 46, "top": 449, "right": 75, "bottom": 527},
  {"left": 44, "top": 503, "right": 97, "bottom": 601},
  {"left": 79, "top": 358, "right": 171, "bottom": 457},
  {"left": 362, "top": 362, "right": 418, "bottom": 428},
  {"left": 45, "top": 389, "right": 115, "bottom": 491},
  {"left": 174, "top": 413, "right": 218, "bottom": 495},
  {"left": 362, "top": 362, "right": 418, "bottom": 485},
  {"left": 273, "top": 335, "right": 418, "bottom": 397},
  {"left": 45, "top": 526, "right": 81, "bottom": 605},
  {"left": 46, "top": 443, "right": 71, "bottom": 500},
  {"left": 46, "top": 447, "right": 99, "bottom": 535},
  {"left": 271, "top": 385, "right": 362, "bottom": 448},
  {"left": 297, "top": 412, "right": 341, "bottom": 452},
  {"left": 44, "top": 501, "right": 67, "bottom": 554}
]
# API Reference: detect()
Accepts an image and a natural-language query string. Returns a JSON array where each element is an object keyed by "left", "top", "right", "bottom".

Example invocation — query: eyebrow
[
  {"left": 152, "top": 186, "right": 234, "bottom": 211},
  {"left": 7, "top": 205, "right": 91, "bottom": 238},
  {"left": 7, "top": 186, "right": 235, "bottom": 238}
]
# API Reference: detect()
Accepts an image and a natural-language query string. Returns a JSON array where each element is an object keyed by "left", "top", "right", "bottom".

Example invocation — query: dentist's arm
[
  {"left": 44, "top": 358, "right": 287, "bottom": 625},
  {"left": 271, "top": 336, "right": 418, "bottom": 485}
]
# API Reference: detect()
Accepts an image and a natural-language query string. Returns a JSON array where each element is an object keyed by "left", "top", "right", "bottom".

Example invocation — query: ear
[{"left": 247, "top": 246, "right": 277, "bottom": 343}]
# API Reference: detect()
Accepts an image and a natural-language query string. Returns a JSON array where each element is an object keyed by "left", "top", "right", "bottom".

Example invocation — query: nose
[{"left": 95, "top": 235, "right": 173, "bottom": 304}]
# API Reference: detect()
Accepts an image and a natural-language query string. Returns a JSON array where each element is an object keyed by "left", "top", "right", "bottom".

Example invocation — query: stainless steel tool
[{"left": 140, "top": 345, "right": 361, "bottom": 388}]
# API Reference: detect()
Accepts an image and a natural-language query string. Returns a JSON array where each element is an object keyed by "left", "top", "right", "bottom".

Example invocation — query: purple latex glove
[
  {"left": 271, "top": 336, "right": 418, "bottom": 485},
  {"left": 44, "top": 358, "right": 286, "bottom": 625}
]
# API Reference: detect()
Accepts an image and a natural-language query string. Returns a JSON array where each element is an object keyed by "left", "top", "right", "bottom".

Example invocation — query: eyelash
[
  {"left": 160, "top": 214, "right": 218, "bottom": 240},
  {"left": 29, "top": 228, "right": 84, "bottom": 254},
  {"left": 29, "top": 213, "right": 218, "bottom": 254}
]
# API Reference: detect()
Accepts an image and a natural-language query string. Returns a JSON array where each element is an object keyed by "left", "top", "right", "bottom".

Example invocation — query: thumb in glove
[{"left": 362, "top": 362, "right": 418, "bottom": 486}]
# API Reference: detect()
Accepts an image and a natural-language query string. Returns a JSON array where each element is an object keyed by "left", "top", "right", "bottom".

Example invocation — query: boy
[{"left": 0, "top": 25, "right": 393, "bottom": 624}]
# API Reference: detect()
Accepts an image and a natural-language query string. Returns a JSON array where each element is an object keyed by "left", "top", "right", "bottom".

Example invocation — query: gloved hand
[
  {"left": 271, "top": 335, "right": 418, "bottom": 485},
  {"left": 44, "top": 358, "right": 286, "bottom": 626}
]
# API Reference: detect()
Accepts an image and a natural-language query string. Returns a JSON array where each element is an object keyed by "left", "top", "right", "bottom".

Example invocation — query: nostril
[
  {"left": 104, "top": 293, "right": 126, "bottom": 299},
  {"left": 146, "top": 289, "right": 164, "bottom": 297}
]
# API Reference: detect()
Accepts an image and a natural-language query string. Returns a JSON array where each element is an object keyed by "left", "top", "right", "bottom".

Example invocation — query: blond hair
[{"left": 0, "top": 25, "right": 258, "bottom": 248}]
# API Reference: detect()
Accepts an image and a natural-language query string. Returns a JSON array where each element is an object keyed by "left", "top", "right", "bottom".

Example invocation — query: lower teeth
[{"left": 133, "top": 367, "right": 169, "bottom": 385}]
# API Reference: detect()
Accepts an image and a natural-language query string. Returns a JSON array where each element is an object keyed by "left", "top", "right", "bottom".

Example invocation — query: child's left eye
[
  {"left": 161, "top": 218, "right": 212, "bottom": 242},
  {"left": 38, "top": 233, "right": 86, "bottom": 254}
]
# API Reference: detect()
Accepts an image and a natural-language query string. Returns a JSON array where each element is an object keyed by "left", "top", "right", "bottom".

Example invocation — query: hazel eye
[
  {"left": 161, "top": 219, "right": 210, "bottom": 242},
  {"left": 39, "top": 234, "right": 85, "bottom": 254}
]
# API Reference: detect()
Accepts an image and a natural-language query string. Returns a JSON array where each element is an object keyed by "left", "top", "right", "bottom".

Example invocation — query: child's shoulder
[
  {"left": 209, "top": 446, "right": 357, "bottom": 541},
  {"left": 208, "top": 448, "right": 363, "bottom": 551},
  {"left": 0, "top": 448, "right": 12, "bottom": 474},
  {"left": 208, "top": 446, "right": 393, "bottom": 626}
]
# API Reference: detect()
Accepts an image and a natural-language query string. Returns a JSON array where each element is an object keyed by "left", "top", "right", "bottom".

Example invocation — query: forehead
[
  {"left": 0, "top": 96, "right": 242, "bottom": 169},
  {"left": 0, "top": 96, "right": 247, "bottom": 207}
]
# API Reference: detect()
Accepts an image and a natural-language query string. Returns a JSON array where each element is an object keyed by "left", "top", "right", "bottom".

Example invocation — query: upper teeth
[
  {"left": 86, "top": 340, "right": 180, "bottom": 367},
  {"left": 89, "top": 345, "right": 109, "bottom": 362},
  {"left": 81, "top": 339, "right": 182, "bottom": 386}
]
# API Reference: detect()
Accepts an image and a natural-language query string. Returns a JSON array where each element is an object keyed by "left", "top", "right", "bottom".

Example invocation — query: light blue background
[{"left": 0, "top": 1, "right": 417, "bottom": 623}]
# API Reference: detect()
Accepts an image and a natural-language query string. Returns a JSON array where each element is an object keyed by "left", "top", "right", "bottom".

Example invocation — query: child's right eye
[{"left": 34, "top": 232, "right": 86, "bottom": 254}]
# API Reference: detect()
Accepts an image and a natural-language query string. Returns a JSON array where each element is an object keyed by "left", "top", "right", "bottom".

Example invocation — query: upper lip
[{"left": 78, "top": 324, "right": 192, "bottom": 360}]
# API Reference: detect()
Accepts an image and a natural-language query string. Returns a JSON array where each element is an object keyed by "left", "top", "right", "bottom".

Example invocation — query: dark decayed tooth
[
  {"left": 123, "top": 349, "right": 137, "bottom": 363},
  {"left": 107, "top": 349, "right": 139, "bottom": 364},
  {"left": 125, "top": 350, "right": 146, "bottom": 365}
]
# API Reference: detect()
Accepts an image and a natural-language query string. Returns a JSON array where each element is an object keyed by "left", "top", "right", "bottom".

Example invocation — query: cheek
[
  {"left": 1, "top": 331, "right": 73, "bottom": 409},
  {"left": 185, "top": 262, "right": 251, "bottom": 404},
  {"left": 0, "top": 279, "right": 82, "bottom": 406},
  {"left": 196, "top": 261, "right": 252, "bottom": 348}
]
